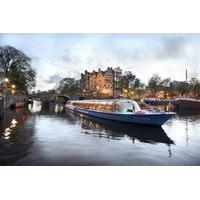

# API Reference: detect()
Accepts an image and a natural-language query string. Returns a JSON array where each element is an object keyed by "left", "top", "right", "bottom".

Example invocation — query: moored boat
[
  {"left": 174, "top": 98, "right": 200, "bottom": 110},
  {"left": 10, "top": 102, "right": 25, "bottom": 109},
  {"left": 65, "top": 99, "right": 176, "bottom": 126}
]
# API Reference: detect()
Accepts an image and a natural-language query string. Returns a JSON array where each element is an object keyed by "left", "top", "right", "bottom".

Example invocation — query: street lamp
[
  {"left": 4, "top": 78, "right": 9, "bottom": 83},
  {"left": 83, "top": 89, "right": 86, "bottom": 97},
  {"left": 123, "top": 89, "right": 128, "bottom": 98},
  {"left": 3, "top": 78, "right": 10, "bottom": 109},
  {"left": 3, "top": 78, "right": 16, "bottom": 109}
]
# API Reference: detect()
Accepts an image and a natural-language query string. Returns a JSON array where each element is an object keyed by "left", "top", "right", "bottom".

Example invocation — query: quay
[{"left": 144, "top": 97, "right": 200, "bottom": 111}]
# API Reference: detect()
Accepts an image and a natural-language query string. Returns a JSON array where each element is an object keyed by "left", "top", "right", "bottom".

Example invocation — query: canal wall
[
  {"left": 0, "top": 94, "right": 26, "bottom": 119},
  {"left": 4, "top": 94, "right": 25, "bottom": 109},
  {"left": 0, "top": 95, "right": 3, "bottom": 119}
]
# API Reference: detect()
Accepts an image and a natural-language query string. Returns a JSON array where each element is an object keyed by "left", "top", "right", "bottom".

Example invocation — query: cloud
[
  {"left": 2, "top": 33, "right": 200, "bottom": 91},
  {"left": 157, "top": 36, "right": 187, "bottom": 59},
  {"left": 130, "top": 35, "right": 188, "bottom": 62},
  {"left": 45, "top": 74, "right": 62, "bottom": 84},
  {"left": 96, "top": 34, "right": 188, "bottom": 65},
  {"left": 31, "top": 55, "right": 41, "bottom": 61},
  {"left": 86, "top": 56, "right": 105, "bottom": 67},
  {"left": 61, "top": 50, "right": 80, "bottom": 66}
]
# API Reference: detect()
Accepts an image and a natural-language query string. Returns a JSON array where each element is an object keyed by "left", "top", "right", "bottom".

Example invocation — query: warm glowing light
[
  {"left": 101, "top": 88, "right": 111, "bottom": 95},
  {"left": 83, "top": 89, "right": 86, "bottom": 93},
  {"left": 11, "top": 84, "right": 16, "bottom": 89},
  {"left": 11, "top": 119, "right": 18, "bottom": 125},
  {"left": 4, "top": 127, "right": 11, "bottom": 137},
  {"left": 4, "top": 78, "right": 9, "bottom": 83},
  {"left": 5, "top": 127, "right": 11, "bottom": 132},
  {"left": 28, "top": 103, "right": 33, "bottom": 110},
  {"left": 3, "top": 119, "right": 18, "bottom": 140},
  {"left": 11, "top": 90, "right": 15, "bottom": 94},
  {"left": 124, "top": 89, "right": 128, "bottom": 93}
]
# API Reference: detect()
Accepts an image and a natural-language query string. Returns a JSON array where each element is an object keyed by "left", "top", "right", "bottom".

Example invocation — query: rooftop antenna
[
  {"left": 185, "top": 68, "right": 189, "bottom": 98},
  {"left": 186, "top": 69, "right": 188, "bottom": 83}
]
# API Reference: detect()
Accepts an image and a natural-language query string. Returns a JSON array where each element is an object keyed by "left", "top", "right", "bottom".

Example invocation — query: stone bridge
[{"left": 27, "top": 92, "right": 74, "bottom": 105}]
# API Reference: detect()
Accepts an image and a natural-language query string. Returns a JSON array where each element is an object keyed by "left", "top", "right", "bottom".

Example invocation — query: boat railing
[{"left": 175, "top": 97, "right": 200, "bottom": 102}]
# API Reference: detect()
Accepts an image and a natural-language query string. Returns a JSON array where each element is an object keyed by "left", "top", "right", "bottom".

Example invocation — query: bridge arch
[{"left": 57, "top": 95, "right": 71, "bottom": 103}]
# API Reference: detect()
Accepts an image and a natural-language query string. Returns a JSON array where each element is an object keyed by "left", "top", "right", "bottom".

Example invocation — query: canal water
[{"left": 0, "top": 102, "right": 200, "bottom": 166}]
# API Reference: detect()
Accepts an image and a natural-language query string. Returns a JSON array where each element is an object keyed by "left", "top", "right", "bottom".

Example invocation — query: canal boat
[
  {"left": 174, "top": 98, "right": 200, "bottom": 110},
  {"left": 65, "top": 99, "right": 176, "bottom": 126},
  {"left": 10, "top": 102, "right": 25, "bottom": 109}
]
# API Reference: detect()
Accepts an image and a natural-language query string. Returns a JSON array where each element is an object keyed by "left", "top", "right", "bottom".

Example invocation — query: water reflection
[
  {"left": 3, "top": 118, "right": 18, "bottom": 140},
  {"left": 185, "top": 117, "right": 189, "bottom": 146},
  {"left": 28, "top": 100, "right": 64, "bottom": 113},
  {"left": 0, "top": 102, "right": 200, "bottom": 165},
  {"left": 0, "top": 109, "right": 35, "bottom": 165},
  {"left": 54, "top": 104, "right": 64, "bottom": 113},
  {"left": 60, "top": 111, "right": 175, "bottom": 158},
  {"left": 177, "top": 109, "right": 200, "bottom": 117},
  {"left": 28, "top": 101, "right": 42, "bottom": 113},
  {"left": 77, "top": 114, "right": 174, "bottom": 145}
]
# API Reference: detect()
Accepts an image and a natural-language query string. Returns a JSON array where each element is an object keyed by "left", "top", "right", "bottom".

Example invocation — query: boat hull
[
  {"left": 66, "top": 106, "right": 175, "bottom": 126},
  {"left": 175, "top": 99, "right": 200, "bottom": 110}
]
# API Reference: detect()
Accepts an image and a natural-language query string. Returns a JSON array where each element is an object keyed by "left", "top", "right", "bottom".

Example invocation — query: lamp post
[
  {"left": 3, "top": 77, "right": 9, "bottom": 109},
  {"left": 3, "top": 78, "right": 17, "bottom": 110},
  {"left": 11, "top": 84, "right": 17, "bottom": 107},
  {"left": 96, "top": 86, "right": 100, "bottom": 98},
  {"left": 83, "top": 89, "right": 86, "bottom": 96},
  {"left": 124, "top": 89, "right": 128, "bottom": 98}
]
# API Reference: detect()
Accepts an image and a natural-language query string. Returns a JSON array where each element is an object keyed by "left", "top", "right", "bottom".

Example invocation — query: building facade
[{"left": 80, "top": 67, "right": 122, "bottom": 98}]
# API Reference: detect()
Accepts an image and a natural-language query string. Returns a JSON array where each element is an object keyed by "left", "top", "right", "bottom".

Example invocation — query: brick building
[{"left": 80, "top": 67, "right": 122, "bottom": 98}]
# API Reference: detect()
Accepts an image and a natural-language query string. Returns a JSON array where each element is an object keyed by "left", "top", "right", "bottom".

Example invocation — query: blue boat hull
[{"left": 67, "top": 107, "right": 175, "bottom": 126}]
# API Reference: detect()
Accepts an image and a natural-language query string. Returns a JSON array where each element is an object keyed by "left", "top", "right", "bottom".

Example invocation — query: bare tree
[{"left": 0, "top": 45, "right": 36, "bottom": 93}]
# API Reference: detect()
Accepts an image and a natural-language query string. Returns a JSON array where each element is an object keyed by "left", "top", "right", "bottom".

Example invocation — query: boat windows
[{"left": 70, "top": 100, "right": 142, "bottom": 113}]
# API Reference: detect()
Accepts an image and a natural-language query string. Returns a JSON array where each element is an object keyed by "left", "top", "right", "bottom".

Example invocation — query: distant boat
[
  {"left": 65, "top": 99, "right": 176, "bottom": 126},
  {"left": 175, "top": 98, "right": 200, "bottom": 110},
  {"left": 10, "top": 102, "right": 25, "bottom": 109}
]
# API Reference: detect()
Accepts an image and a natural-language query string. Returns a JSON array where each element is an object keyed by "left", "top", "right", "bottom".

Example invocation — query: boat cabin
[{"left": 68, "top": 99, "right": 141, "bottom": 113}]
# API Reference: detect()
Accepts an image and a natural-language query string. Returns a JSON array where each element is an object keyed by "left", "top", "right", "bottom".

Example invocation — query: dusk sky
[{"left": 0, "top": 33, "right": 200, "bottom": 91}]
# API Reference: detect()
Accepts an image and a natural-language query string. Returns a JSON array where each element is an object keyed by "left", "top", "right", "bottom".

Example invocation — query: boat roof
[{"left": 69, "top": 99, "right": 139, "bottom": 105}]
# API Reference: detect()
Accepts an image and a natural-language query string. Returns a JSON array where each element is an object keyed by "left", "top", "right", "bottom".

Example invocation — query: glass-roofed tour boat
[{"left": 65, "top": 99, "right": 176, "bottom": 126}]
